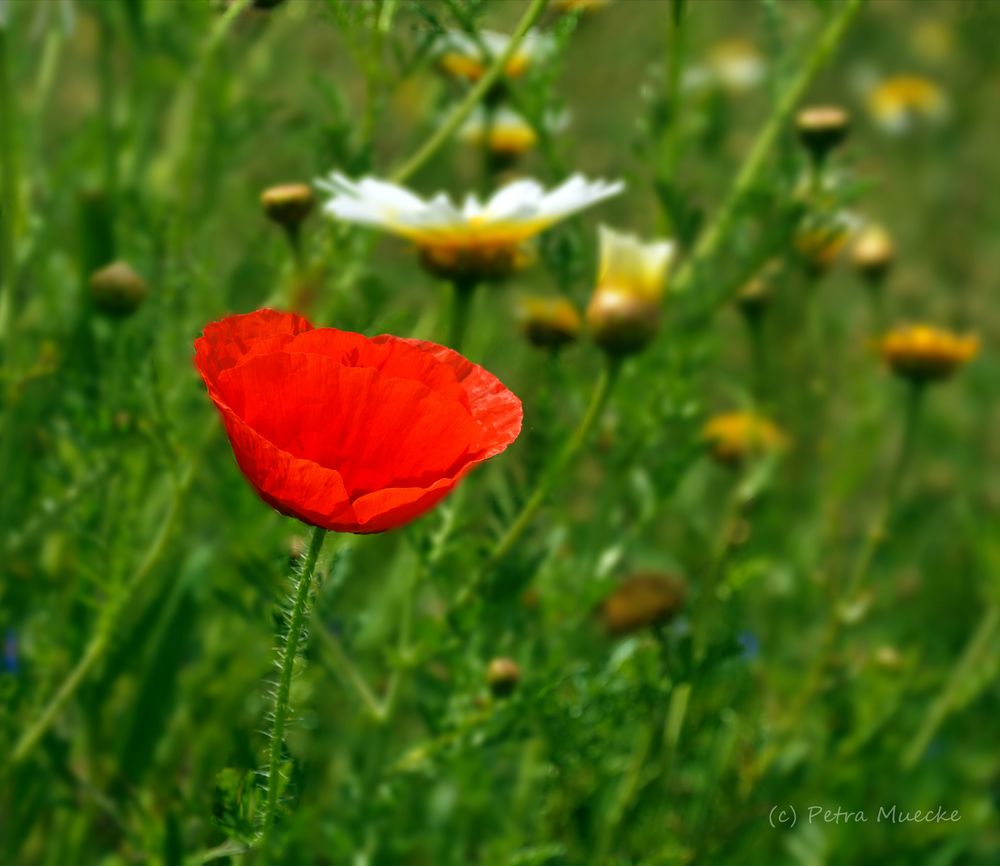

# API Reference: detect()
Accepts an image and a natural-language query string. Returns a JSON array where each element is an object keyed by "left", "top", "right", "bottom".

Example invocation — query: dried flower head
[
  {"left": 878, "top": 325, "right": 978, "bottom": 384},
  {"left": 586, "top": 225, "right": 674, "bottom": 356},
  {"left": 600, "top": 573, "right": 687, "bottom": 636},
  {"left": 261, "top": 183, "right": 315, "bottom": 229},
  {"left": 518, "top": 296, "right": 582, "bottom": 350},
  {"left": 703, "top": 411, "right": 786, "bottom": 466},
  {"left": 318, "top": 173, "right": 623, "bottom": 283},
  {"left": 486, "top": 657, "right": 521, "bottom": 697},
  {"left": 89, "top": 261, "right": 149, "bottom": 316},
  {"left": 796, "top": 105, "right": 851, "bottom": 163}
]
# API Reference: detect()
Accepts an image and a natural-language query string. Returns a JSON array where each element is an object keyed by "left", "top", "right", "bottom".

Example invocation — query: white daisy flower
[
  {"left": 316, "top": 173, "right": 624, "bottom": 281},
  {"left": 436, "top": 28, "right": 553, "bottom": 82}
]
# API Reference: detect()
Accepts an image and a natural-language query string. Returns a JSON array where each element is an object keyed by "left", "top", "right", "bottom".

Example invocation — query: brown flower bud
[
  {"left": 486, "top": 657, "right": 521, "bottom": 697},
  {"left": 519, "top": 296, "right": 582, "bottom": 350},
  {"left": 735, "top": 260, "right": 781, "bottom": 319},
  {"left": 89, "top": 261, "right": 149, "bottom": 316},
  {"left": 261, "top": 183, "right": 315, "bottom": 230},
  {"left": 586, "top": 289, "right": 660, "bottom": 356},
  {"left": 796, "top": 105, "right": 850, "bottom": 162},
  {"left": 600, "top": 573, "right": 687, "bottom": 636}
]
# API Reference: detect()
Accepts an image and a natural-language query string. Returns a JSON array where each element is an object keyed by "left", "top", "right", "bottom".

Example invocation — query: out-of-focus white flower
[
  {"left": 684, "top": 39, "right": 766, "bottom": 96},
  {"left": 317, "top": 173, "right": 623, "bottom": 280},
  {"left": 435, "top": 28, "right": 553, "bottom": 82},
  {"left": 866, "top": 74, "right": 949, "bottom": 134},
  {"left": 587, "top": 226, "right": 675, "bottom": 355},
  {"left": 459, "top": 107, "right": 569, "bottom": 158},
  {"left": 596, "top": 225, "right": 674, "bottom": 302}
]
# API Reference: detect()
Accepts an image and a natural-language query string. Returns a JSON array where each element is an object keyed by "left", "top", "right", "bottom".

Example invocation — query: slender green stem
[
  {"left": 389, "top": 0, "right": 549, "bottom": 184},
  {"left": 768, "top": 382, "right": 924, "bottom": 762},
  {"left": 316, "top": 626, "right": 385, "bottom": 721},
  {"left": 670, "top": 0, "right": 864, "bottom": 304},
  {"left": 12, "top": 459, "right": 198, "bottom": 766},
  {"left": 489, "top": 357, "right": 621, "bottom": 568},
  {"left": 448, "top": 280, "right": 476, "bottom": 351},
  {"left": 745, "top": 312, "right": 768, "bottom": 406},
  {"left": 902, "top": 603, "right": 1000, "bottom": 769},
  {"left": 0, "top": 23, "right": 19, "bottom": 541},
  {"left": 261, "top": 525, "right": 327, "bottom": 836},
  {"left": 843, "top": 382, "right": 923, "bottom": 598},
  {"left": 693, "top": 476, "right": 749, "bottom": 659}
]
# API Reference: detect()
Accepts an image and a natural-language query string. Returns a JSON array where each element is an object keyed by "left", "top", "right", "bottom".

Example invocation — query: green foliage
[{"left": 1, "top": 0, "right": 999, "bottom": 864}]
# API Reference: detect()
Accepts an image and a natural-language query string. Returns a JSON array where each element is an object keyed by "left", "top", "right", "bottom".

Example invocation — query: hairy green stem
[
  {"left": 389, "top": 0, "right": 549, "bottom": 184},
  {"left": 670, "top": 0, "right": 864, "bottom": 304},
  {"left": 260, "top": 524, "right": 327, "bottom": 836}
]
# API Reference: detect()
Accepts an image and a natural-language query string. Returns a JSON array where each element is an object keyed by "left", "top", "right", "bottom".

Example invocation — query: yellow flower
[
  {"left": 436, "top": 29, "right": 551, "bottom": 83},
  {"left": 318, "top": 173, "right": 623, "bottom": 282},
  {"left": 867, "top": 75, "right": 948, "bottom": 134},
  {"left": 518, "top": 295, "right": 582, "bottom": 350},
  {"left": 851, "top": 224, "right": 895, "bottom": 285},
  {"left": 703, "top": 412, "right": 786, "bottom": 466},
  {"left": 586, "top": 225, "right": 675, "bottom": 355},
  {"left": 878, "top": 325, "right": 978, "bottom": 383},
  {"left": 460, "top": 107, "right": 539, "bottom": 159}
]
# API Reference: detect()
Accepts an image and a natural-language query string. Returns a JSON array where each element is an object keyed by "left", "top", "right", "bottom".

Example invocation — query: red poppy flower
[{"left": 194, "top": 309, "right": 522, "bottom": 533}]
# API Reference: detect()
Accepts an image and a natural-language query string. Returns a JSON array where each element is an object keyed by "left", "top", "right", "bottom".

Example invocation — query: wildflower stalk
[
  {"left": 12, "top": 457, "right": 199, "bottom": 766},
  {"left": 260, "top": 524, "right": 327, "bottom": 837},
  {"left": 0, "top": 21, "right": 19, "bottom": 538},
  {"left": 670, "top": 0, "right": 864, "bottom": 304},
  {"left": 448, "top": 279, "right": 477, "bottom": 351},
  {"left": 389, "top": 0, "right": 549, "bottom": 184},
  {"left": 316, "top": 626, "right": 385, "bottom": 721},
  {"left": 770, "top": 381, "right": 924, "bottom": 759},
  {"left": 843, "top": 381, "right": 923, "bottom": 596},
  {"left": 488, "top": 356, "right": 622, "bottom": 568},
  {"left": 903, "top": 602, "right": 1000, "bottom": 769}
]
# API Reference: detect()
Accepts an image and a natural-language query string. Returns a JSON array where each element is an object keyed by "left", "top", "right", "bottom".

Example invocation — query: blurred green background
[{"left": 2, "top": 0, "right": 999, "bottom": 864}]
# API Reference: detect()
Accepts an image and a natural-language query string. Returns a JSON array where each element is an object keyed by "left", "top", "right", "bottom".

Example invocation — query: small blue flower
[
  {"left": 4, "top": 629, "right": 19, "bottom": 675},
  {"left": 737, "top": 631, "right": 760, "bottom": 662}
]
